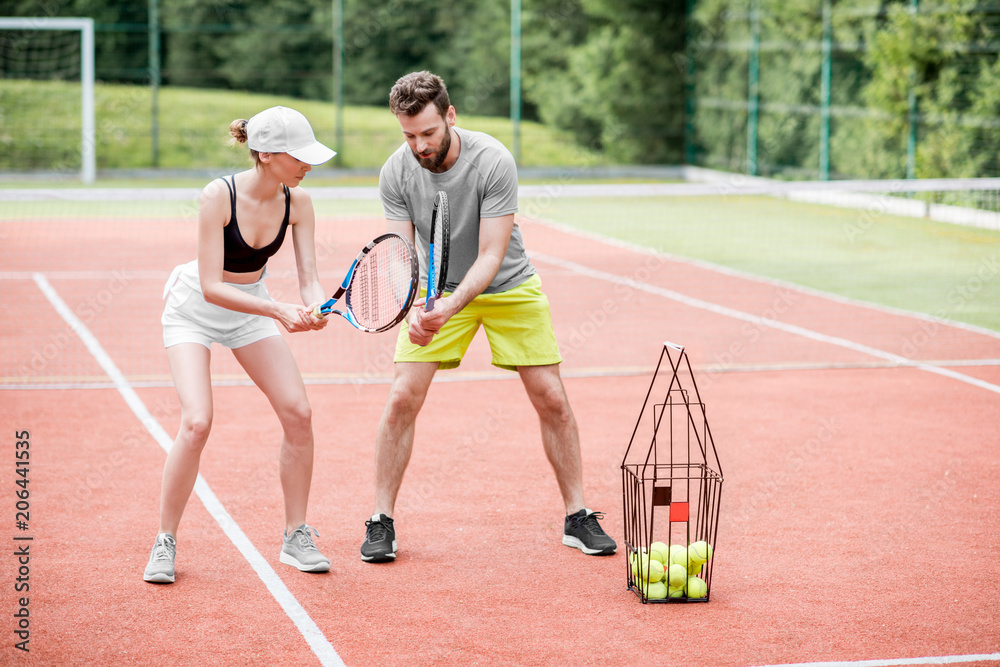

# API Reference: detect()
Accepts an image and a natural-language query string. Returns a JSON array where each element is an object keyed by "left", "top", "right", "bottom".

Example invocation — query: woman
[{"left": 144, "top": 106, "right": 335, "bottom": 583}]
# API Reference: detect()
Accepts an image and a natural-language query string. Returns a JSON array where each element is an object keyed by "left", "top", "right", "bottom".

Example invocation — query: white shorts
[{"left": 161, "top": 261, "right": 281, "bottom": 349}]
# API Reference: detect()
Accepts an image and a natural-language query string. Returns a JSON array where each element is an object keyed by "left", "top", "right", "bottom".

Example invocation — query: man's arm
[{"left": 408, "top": 213, "right": 513, "bottom": 346}]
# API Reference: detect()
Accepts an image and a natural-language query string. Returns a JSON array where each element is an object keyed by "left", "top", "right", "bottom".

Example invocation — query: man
[{"left": 361, "top": 71, "right": 616, "bottom": 562}]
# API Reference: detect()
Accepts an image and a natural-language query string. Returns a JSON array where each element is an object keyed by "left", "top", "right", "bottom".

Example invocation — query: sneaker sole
[
  {"left": 562, "top": 535, "right": 617, "bottom": 556},
  {"left": 143, "top": 572, "right": 175, "bottom": 583},
  {"left": 360, "top": 540, "right": 397, "bottom": 563},
  {"left": 279, "top": 552, "right": 331, "bottom": 572}
]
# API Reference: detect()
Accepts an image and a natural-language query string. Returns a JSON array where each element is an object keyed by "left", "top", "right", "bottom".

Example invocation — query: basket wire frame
[{"left": 621, "top": 342, "right": 724, "bottom": 603}]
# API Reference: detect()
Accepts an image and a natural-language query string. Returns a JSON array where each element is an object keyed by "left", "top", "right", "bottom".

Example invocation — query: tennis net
[{"left": 3, "top": 175, "right": 999, "bottom": 389}]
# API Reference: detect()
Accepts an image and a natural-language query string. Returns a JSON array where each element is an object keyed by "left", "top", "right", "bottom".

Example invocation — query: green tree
[
  {"left": 524, "top": 0, "right": 687, "bottom": 163},
  {"left": 162, "top": 0, "right": 332, "bottom": 99}
]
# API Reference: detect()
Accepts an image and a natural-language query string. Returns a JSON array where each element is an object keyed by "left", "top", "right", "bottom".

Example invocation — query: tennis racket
[
  {"left": 312, "top": 233, "right": 419, "bottom": 332},
  {"left": 424, "top": 190, "right": 450, "bottom": 311}
]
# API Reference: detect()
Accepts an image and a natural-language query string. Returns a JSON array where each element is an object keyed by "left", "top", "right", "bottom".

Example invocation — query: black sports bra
[{"left": 221, "top": 176, "right": 291, "bottom": 273}]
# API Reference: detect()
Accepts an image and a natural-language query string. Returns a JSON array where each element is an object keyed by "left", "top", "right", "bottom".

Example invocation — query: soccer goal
[{"left": 0, "top": 17, "right": 95, "bottom": 183}]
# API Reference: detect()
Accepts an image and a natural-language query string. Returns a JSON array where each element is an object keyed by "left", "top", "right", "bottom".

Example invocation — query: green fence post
[
  {"left": 510, "top": 0, "right": 522, "bottom": 165},
  {"left": 820, "top": 0, "right": 832, "bottom": 180},
  {"left": 683, "top": 0, "right": 696, "bottom": 166},
  {"left": 906, "top": 0, "right": 919, "bottom": 180},
  {"left": 747, "top": 0, "right": 760, "bottom": 176},
  {"left": 149, "top": 0, "right": 160, "bottom": 168},
  {"left": 333, "top": 0, "right": 344, "bottom": 166}
]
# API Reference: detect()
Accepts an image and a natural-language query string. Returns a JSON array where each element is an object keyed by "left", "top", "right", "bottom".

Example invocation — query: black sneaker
[
  {"left": 360, "top": 513, "right": 397, "bottom": 562},
  {"left": 563, "top": 509, "right": 617, "bottom": 556}
]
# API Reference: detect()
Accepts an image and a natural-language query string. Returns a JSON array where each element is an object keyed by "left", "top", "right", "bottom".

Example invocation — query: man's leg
[
  {"left": 518, "top": 363, "right": 617, "bottom": 556},
  {"left": 362, "top": 361, "right": 438, "bottom": 562},
  {"left": 517, "top": 363, "right": 585, "bottom": 513}
]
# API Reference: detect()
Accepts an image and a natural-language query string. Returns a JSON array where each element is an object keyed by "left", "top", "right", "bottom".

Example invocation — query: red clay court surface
[{"left": 2, "top": 210, "right": 999, "bottom": 666}]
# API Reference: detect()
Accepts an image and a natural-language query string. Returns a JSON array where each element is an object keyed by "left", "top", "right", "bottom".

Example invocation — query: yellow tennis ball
[
  {"left": 645, "top": 581, "right": 668, "bottom": 600},
  {"left": 646, "top": 558, "right": 665, "bottom": 584},
  {"left": 669, "top": 544, "right": 689, "bottom": 568},
  {"left": 688, "top": 541, "right": 713, "bottom": 565},
  {"left": 686, "top": 576, "right": 708, "bottom": 599},
  {"left": 649, "top": 541, "right": 669, "bottom": 564},
  {"left": 687, "top": 560, "right": 703, "bottom": 576},
  {"left": 667, "top": 563, "right": 688, "bottom": 588},
  {"left": 668, "top": 585, "right": 686, "bottom": 598},
  {"left": 630, "top": 553, "right": 650, "bottom": 580}
]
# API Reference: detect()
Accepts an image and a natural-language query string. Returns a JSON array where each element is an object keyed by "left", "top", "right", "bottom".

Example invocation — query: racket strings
[
  {"left": 350, "top": 238, "right": 414, "bottom": 330},
  {"left": 430, "top": 192, "right": 449, "bottom": 296},
  {"left": 431, "top": 221, "right": 445, "bottom": 279}
]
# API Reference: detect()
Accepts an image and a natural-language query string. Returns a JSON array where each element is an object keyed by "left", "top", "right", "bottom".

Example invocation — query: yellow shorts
[{"left": 394, "top": 273, "right": 562, "bottom": 371}]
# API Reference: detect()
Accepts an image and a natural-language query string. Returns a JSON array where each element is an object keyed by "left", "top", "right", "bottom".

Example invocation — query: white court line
[
  {"left": 746, "top": 652, "right": 1000, "bottom": 667},
  {"left": 31, "top": 273, "right": 344, "bottom": 667},
  {"left": 534, "top": 254, "right": 1000, "bottom": 396}
]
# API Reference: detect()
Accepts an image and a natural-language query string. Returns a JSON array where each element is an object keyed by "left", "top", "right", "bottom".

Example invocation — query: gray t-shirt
[{"left": 379, "top": 127, "right": 535, "bottom": 294}]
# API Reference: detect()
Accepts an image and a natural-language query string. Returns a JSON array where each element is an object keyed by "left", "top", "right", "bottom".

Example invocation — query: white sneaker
[
  {"left": 143, "top": 533, "right": 176, "bottom": 583},
  {"left": 280, "top": 524, "right": 330, "bottom": 572}
]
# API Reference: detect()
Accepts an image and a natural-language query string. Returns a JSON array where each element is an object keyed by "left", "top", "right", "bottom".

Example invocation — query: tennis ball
[
  {"left": 687, "top": 560, "right": 703, "bottom": 576},
  {"left": 688, "top": 541, "right": 713, "bottom": 565},
  {"left": 645, "top": 581, "right": 668, "bottom": 600},
  {"left": 649, "top": 541, "right": 669, "bottom": 564},
  {"left": 646, "top": 558, "right": 665, "bottom": 584},
  {"left": 668, "top": 585, "right": 686, "bottom": 598},
  {"left": 667, "top": 563, "right": 688, "bottom": 588},
  {"left": 686, "top": 576, "right": 708, "bottom": 599},
  {"left": 630, "top": 553, "right": 650, "bottom": 580},
  {"left": 669, "top": 544, "right": 689, "bottom": 568}
]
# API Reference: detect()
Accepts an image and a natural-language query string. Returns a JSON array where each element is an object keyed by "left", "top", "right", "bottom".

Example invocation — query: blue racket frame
[{"left": 314, "top": 233, "right": 418, "bottom": 333}]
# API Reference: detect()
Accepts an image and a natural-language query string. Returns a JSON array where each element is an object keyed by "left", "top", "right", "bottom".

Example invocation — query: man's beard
[{"left": 413, "top": 126, "right": 451, "bottom": 172}]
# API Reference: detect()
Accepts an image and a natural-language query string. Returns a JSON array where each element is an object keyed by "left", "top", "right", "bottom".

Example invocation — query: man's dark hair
[{"left": 389, "top": 71, "right": 451, "bottom": 119}]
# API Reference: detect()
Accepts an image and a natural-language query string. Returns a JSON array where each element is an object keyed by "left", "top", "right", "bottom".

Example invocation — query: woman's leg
[
  {"left": 232, "top": 335, "right": 315, "bottom": 534},
  {"left": 158, "top": 343, "right": 214, "bottom": 536}
]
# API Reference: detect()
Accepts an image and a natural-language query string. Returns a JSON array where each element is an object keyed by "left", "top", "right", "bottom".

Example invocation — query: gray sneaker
[
  {"left": 143, "top": 533, "right": 176, "bottom": 583},
  {"left": 280, "top": 524, "right": 330, "bottom": 572}
]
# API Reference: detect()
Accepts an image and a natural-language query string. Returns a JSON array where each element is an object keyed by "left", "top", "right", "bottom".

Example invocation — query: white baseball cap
[{"left": 246, "top": 106, "right": 336, "bottom": 165}]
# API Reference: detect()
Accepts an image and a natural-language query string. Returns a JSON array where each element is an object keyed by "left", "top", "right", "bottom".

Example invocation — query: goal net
[{"left": 0, "top": 17, "right": 95, "bottom": 183}]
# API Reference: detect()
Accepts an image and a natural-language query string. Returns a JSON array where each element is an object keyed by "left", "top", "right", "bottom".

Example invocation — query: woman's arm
[
  {"left": 289, "top": 188, "right": 329, "bottom": 329},
  {"left": 289, "top": 188, "right": 327, "bottom": 307}
]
